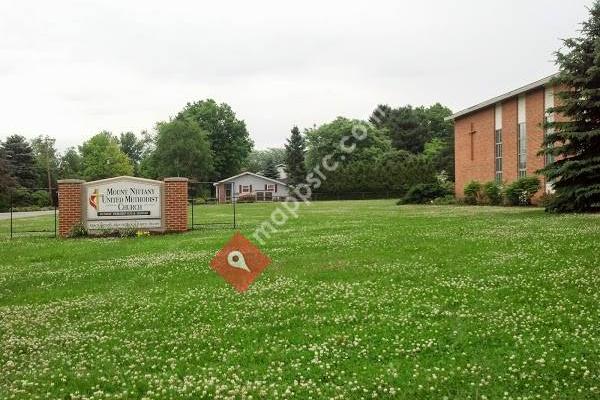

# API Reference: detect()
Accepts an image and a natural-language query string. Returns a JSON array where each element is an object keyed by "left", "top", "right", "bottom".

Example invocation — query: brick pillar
[
  {"left": 164, "top": 177, "right": 188, "bottom": 232},
  {"left": 57, "top": 179, "right": 85, "bottom": 237}
]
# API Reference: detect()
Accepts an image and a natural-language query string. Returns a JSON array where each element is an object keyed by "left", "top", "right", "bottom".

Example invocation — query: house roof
[
  {"left": 445, "top": 73, "right": 558, "bottom": 121},
  {"left": 213, "top": 171, "right": 289, "bottom": 186}
]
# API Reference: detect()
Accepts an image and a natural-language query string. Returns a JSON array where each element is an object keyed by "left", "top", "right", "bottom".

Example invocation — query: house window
[
  {"left": 518, "top": 122, "right": 527, "bottom": 177},
  {"left": 241, "top": 185, "right": 250, "bottom": 193},
  {"left": 495, "top": 129, "right": 503, "bottom": 183},
  {"left": 266, "top": 184, "right": 275, "bottom": 192}
]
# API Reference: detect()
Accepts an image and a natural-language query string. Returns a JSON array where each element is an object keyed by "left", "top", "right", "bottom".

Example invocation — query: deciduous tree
[
  {"left": 59, "top": 147, "right": 83, "bottom": 179},
  {"left": 31, "top": 135, "right": 59, "bottom": 203},
  {"left": 369, "top": 103, "right": 454, "bottom": 179},
  {"left": 80, "top": 132, "right": 134, "bottom": 181},
  {"left": 152, "top": 119, "right": 213, "bottom": 181},
  {"left": 118, "top": 131, "right": 150, "bottom": 175},
  {"left": 244, "top": 148, "right": 285, "bottom": 174},
  {"left": 177, "top": 99, "right": 253, "bottom": 181}
]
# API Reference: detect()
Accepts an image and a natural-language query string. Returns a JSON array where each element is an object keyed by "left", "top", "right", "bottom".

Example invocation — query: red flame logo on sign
[{"left": 89, "top": 189, "right": 98, "bottom": 210}]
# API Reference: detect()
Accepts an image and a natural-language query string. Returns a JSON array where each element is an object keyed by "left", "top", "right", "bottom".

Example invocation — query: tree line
[
  {"left": 249, "top": 103, "right": 454, "bottom": 196},
  {"left": 2, "top": 0, "right": 598, "bottom": 216},
  {"left": 0, "top": 97, "right": 454, "bottom": 211}
]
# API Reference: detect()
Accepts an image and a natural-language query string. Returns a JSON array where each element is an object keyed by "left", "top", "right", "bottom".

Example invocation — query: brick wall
[
  {"left": 454, "top": 107, "right": 495, "bottom": 197},
  {"left": 57, "top": 179, "right": 85, "bottom": 237},
  {"left": 164, "top": 177, "right": 188, "bottom": 232},
  {"left": 455, "top": 88, "right": 551, "bottom": 200},
  {"left": 526, "top": 89, "right": 547, "bottom": 197}
]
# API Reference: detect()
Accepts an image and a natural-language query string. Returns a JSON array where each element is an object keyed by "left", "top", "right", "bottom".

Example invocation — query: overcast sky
[{"left": 0, "top": 0, "right": 592, "bottom": 151}]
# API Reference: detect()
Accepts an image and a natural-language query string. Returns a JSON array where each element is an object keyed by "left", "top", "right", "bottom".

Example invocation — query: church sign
[{"left": 84, "top": 177, "right": 164, "bottom": 230}]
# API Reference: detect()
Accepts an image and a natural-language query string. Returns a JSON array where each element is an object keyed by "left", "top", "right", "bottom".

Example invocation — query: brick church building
[{"left": 447, "top": 74, "right": 560, "bottom": 198}]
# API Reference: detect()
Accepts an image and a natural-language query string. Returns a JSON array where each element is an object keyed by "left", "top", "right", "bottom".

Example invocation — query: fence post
[
  {"left": 233, "top": 196, "right": 236, "bottom": 229},
  {"left": 190, "top": 197, "right": 194, "bottom": 230},
  {"left": 9, "top": 190, "right": 13, "bottom": 239},
  {"left": 54, "top": 201, "right": 57, "bottom": 238}
]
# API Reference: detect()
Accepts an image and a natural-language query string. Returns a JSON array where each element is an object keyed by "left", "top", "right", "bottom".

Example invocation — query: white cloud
[{"left": 0, "top": 0, "right": 592, "bottom": 151}]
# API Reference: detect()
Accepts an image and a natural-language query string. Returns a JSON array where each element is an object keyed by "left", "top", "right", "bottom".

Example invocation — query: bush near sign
[{"left": 84, "top": 177, "right": 164, "bottom": 230}]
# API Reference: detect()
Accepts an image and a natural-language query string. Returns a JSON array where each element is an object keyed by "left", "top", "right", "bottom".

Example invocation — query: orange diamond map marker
[{"left": 210, "top": 232, "right": 271, "bottom": 292}]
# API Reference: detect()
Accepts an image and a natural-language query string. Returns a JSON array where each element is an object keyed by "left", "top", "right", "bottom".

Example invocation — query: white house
[{"left": 214, "top": 172, "right": 290, "bottom": 203}]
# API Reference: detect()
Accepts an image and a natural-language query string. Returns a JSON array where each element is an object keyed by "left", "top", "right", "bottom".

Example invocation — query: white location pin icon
[{"left": 227, "top": 250, "right": 250, "bottom": 272}]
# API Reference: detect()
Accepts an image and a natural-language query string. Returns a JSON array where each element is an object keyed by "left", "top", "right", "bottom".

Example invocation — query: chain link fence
[
  {"left": 1, "top": 187, "right": 57, "bottom": 238},
  {"left": 188, "top": 182, "right": 236, "bottom": 229}
]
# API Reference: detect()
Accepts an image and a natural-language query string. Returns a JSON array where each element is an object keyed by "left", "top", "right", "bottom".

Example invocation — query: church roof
[{"left": 445, "top": 73, "right": 558, "bottom": 121}]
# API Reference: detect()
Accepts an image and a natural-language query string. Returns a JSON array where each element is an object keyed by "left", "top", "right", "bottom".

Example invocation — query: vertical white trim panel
[
  {"left": 517, "top": 95, "right": 526, "bottom": 123},
  {"left": 495, "top": 103, "right": 502, "bottom": 129}
]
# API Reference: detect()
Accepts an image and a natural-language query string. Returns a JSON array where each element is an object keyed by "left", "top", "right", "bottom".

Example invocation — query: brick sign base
[{"left": 57, "top": 176, "right": 188, "bottom": 237}]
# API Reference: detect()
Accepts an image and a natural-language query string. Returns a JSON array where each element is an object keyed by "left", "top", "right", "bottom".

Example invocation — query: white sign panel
[{"left": 85, "top": 178, "right": 162, "bottom": 230}]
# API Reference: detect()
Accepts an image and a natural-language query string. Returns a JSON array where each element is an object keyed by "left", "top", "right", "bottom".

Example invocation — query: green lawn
[{"left": 1, "top": 200, "right": 600, "bottom": 399}]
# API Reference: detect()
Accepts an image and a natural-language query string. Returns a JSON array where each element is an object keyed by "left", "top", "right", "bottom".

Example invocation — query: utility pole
[{"left": 45, "top": 137, "right": 53, "bottom": 206}]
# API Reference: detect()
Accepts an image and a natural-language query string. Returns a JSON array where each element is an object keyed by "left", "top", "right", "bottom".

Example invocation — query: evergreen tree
[
  {"left": 0, "top": 145, "right": 16, "bottom": 190},
  {"left": 541, "top": 2, "right": 600, "bottom": 212},
  {"left": 285, "top": 126, "right": 306, "bottom": 186},
  {"left": 1, "top": 135, "right": 37, "bottom": 188},
  {"left": 262, "top": 158, "right": 279, "bottom": 179},
  {"left": 0, "top": 148, "right": 15, "bottom": 211}
]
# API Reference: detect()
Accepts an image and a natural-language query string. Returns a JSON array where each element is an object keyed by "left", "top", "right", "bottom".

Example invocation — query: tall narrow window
[
  {"left": 495, "top": 129, "right": 503, "bottom": 183},
  {"left": 517, "top": 95, "right": 527, "bottom": 177},
  {"left": 494, "top": 103, "right": 503, "bottom": 183},
  {"left": 544, "top": 87, "right": 555, "bottom": 166},
  {"left": 518, "top": 123, "right": 527, "bottom": 177}
]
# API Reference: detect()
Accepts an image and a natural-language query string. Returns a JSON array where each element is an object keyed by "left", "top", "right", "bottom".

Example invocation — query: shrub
[
  {"left": 236, "top": 194, "right": 256, "bottom": 203},
  {"left": 118, "top": 227, "right": 139, "bottom": 238},
  {"left": 398, "top": 182, "right": 451, "bottom": 204},
  {"left": 31, "top": 190, "right": 51, "bottom": 207},
  {"left": 539, "top": 192, "right": 558, "bottom": 209},
  {"left": 68, "top": 222, "right": 88, "bottom": 238},
  {"left": 482, "top": 181, "right": 503, "bottom": 205},
  {"left": 95, "top": 227, "right": 138, "bottom": 238},
  {"left": 0, "top": 195, "right": 8, "bottom": 212},
  {"left": 11, "top": 186, "right": 33, "bottom": 207},
  {"left": 11, "top": 206, "right": 44, "bottom": 212},
  {"left": 463, "top": 181, "right": 482, "bottom": 205},
  {"left": 503, "top": 176, "right": 542, "bottom": 206},
  {"left": 431, "top": 195, "right": 457, "bottom": 205}
]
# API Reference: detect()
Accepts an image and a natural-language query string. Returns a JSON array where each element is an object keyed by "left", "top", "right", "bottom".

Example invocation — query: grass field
[{"left": 1, "top": 200, "right": 600, "bottom": 399}]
